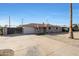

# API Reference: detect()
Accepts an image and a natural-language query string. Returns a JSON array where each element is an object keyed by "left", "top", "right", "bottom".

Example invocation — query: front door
[{"left": 43, "top": 27, "right": 46, "bottom": 34}]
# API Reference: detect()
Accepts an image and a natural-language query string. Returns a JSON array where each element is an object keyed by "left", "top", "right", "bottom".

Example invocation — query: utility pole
[
  {"left": 9, "top": 16, "right": 11, "bottom": 28},
  {"left": 69, "top": 3, "right": 74, "bottom": 39},
  {"left": 21, "top": 18, "right": 24, "bottom": 27}
]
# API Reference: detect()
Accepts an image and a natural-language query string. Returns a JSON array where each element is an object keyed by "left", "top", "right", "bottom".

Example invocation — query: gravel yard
[{"left": 0, "top": 32, "right": 79, "bottom": 56}]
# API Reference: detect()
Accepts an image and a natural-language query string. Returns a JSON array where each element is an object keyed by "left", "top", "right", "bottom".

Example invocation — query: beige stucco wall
[
  {"left": 46, "top": 26, "right": 62, "bottom": 33},
  {"left": 23, "top": 26, "right": 62, "bottom": 34}
]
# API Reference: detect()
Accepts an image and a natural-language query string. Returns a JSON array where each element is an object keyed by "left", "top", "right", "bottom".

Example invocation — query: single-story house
[
  {"left": 72, "top": 24, "right": 79, "bottom": 31},
  {"left": 21, "top": 23, "right": 62, "bottom": 34}
]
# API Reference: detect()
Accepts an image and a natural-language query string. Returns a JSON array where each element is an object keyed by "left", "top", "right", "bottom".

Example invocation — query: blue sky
[{"left": 0, "top": 3, "right": 79, "bottom": 26}]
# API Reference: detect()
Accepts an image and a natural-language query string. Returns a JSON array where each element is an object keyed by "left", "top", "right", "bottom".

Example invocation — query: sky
[{"left": 0, "top": 3, "right": 79, "bottom": 27}]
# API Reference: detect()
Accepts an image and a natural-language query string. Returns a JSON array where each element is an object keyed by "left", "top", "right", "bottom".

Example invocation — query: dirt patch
[{"left": 0, "top": 49, "right": 14, "bottom": 56}]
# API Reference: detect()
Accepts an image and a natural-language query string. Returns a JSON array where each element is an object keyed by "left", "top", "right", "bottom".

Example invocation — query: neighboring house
[
  {"left": 77, "top": 24, "right": 79, "bottom": 30},
  {"left": 61, "top": 24, "right": 79, "bottom": 32},
  {"left": 72, "top": 24, "right": 79, "bottom": 31},
  {"left": 21, "top": 23, "right": 62, "bottom": 34}
]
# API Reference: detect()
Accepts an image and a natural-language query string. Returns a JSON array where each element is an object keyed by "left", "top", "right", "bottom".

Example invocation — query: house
[
  {"left": 78, "top": 24, "right": 79, "bottom": 30},
  {"left": 72, "top": 24, "right": 79, "bottom": 31},
  {"left": 61, "top": 24, "right": 79, "bottom": 32},
  {"left": 21, "top": 23, "right": 62, "bottom": 34},
  {"left": 1, "top": 23, "right": 62, "bottom": 35}
]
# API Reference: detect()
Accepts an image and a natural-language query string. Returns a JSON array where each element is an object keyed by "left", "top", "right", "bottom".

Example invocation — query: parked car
[{"left": 62, "top": 27, "right": 69, "bottom": 32}]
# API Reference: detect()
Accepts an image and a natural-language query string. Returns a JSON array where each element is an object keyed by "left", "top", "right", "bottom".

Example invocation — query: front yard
[{"left": 0, "top": 32, "right": 79, "bottom": 56}]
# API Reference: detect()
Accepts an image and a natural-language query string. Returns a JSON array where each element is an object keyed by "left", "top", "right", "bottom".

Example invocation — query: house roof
[
  {"left": 22, "top": 23, "right": 49, "bottom": 28},
  {"left": 19, "top": 23, "right": 61, "bottom": 28}
]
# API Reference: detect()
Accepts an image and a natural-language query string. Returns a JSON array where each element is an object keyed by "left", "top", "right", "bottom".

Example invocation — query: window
[
  {"left": 49, "top": 27, "right": 51, "bottom": 30},
  {"left": 56, "top": 27, "right": 58, "bottom": 30}
]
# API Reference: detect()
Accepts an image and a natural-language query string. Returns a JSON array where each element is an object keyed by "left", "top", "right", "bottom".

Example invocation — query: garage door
[{"left": 23, "top": 27, "right": 35, "bottom": 34}]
